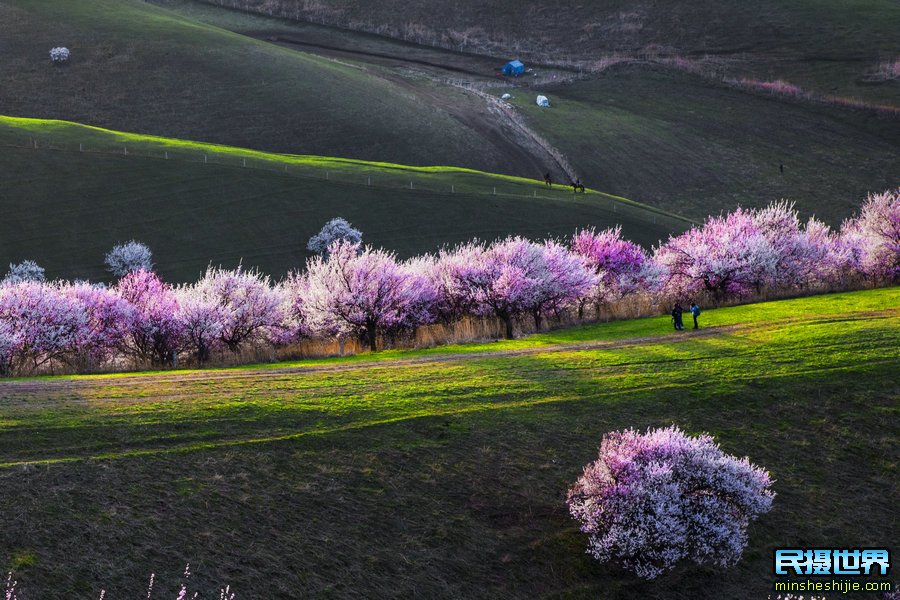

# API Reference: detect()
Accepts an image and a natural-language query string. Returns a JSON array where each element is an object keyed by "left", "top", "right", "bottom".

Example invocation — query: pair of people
[{"left": 672, "top": 302, "right": 701, "bottom": 331}]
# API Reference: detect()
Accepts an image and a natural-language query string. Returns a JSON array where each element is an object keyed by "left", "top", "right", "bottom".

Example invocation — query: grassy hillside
[
  {"left": 141, "top": 0, "right": 900, "bottom": 224},
  {"left": 203, "top": 0, "right": 900, "bottom": 104},
  {"left": 0, "top": 288, "right": 896, "bottom": 597},
  {"left": 0, "top": 0, "right": 554, "bottom": 176},
  {"left": 510, "top": 66, "right": 900, "bottom": 223},
  {"left": 0, "top": 116, "right": 687, "bottom": 282}
]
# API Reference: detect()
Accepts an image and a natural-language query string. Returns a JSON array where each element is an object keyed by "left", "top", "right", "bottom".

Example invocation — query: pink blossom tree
[
  {"left": 175, "top": 288, "right": 225, "bottom": 364},
  {"left": 64, "top": 282, "right": 135, "bottom": 368},
  {"left": 0, "top": 281, "right": 88, "bottom": 373},
  {"left": 191, "top": 267, "right": 284, "bottom": 353},
  {"left": 528, "top": 240, "right": 595, "bottom": 330},
  {"left": 567, "top": 426, "right": 774, "bottom": 579},
  {"left": 293, "top": 241, "right": 426, "bottom": 351},
  {"left": 654, "top": 208, "right": 779, "bottom": 301},
  {"left": 571, "top": 227, "right": 647, "bottom": 317},
  {"left": 115, "top": 269, "right": 182, "bottom": 365},
  {"left": 840, "top": 189, "right": 900, "bottom": 286}
]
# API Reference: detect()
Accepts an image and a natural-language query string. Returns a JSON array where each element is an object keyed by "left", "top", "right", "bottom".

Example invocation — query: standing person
[
  {"left": 544, "top": 172, "right": 553, "bottom": 187},
  {"left": 690, "top": 302, "right": 701, "bottom": 329},
  {"left": 671, "top": 303, "right": 684, "bottom": 331}
]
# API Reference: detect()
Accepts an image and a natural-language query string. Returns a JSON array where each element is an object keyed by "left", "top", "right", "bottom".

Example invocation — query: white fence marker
[
  {"left": 79, "top": 143, "right": 83, "bottom": 152},
  {"left": 204, "top": 154, "right": 208, "bottom": 163}
]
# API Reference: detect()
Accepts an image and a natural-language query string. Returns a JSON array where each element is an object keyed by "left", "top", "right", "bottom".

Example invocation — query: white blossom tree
[
  {"left": 3, "top": 260, "right": 46, "bottom": 284},
  {"left": 105, "top": 241, "right": 153, "bottom": 278},
  {"left": 307, "top": 218, "right": 363, "bottom": 257}
]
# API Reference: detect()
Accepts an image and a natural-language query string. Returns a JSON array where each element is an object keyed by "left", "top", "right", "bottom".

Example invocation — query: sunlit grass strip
[{"left": 0, "top": 115, "right": 691, "bottom": 224}]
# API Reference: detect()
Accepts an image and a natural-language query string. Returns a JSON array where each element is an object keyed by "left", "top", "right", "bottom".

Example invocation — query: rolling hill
[
  {"left": 0, "top": 0, "right": 554, "bottom": 177},
  {"left": 145, "top": 0, "right": 900, "bottom": 224},
  {"left": 201, "top": 0, "right": 900, "bottom": 104},
  {"left": 0, "top": 116, "right": 688, "bottom": 282}
]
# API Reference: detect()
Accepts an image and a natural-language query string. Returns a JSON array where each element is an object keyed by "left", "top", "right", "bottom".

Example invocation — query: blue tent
[{"left": 502, "top": 59, "right": 525, "bottom": 77}]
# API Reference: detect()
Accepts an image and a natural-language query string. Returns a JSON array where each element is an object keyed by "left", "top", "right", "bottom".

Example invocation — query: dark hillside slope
[
  {"left": 0, "top": 0, "right": 546, "bottom": 176},
  {"left": 0, "top": 117, "right": 686, "bottom": 282},
  {"left": 203, "top": 0, "right": 900, "bottom": 104}
]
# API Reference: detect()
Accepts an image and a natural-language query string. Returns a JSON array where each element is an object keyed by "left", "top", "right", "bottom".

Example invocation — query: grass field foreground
[{"left": 0, "top": 288, "right": 896, "bottom": 597}]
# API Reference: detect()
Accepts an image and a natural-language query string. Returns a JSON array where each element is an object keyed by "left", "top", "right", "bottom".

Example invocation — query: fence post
[
  {"left": 243, "top": 158, "right": 246, "bottom": 168},
  {"left": 79, "top": 143, "right": 83, "bottom": 152},
  {"left": 410, "top": 181, "right": 413, "bottom": 189},
  {"left": 368, "top": 177, "right": 371, "bottom": 186},
  {"left": 123, "top": 145, "right": 127, "bottom": 156},
  {"left": 493, "top": 187, "right": 496, "bottom": 195},
  {"left": 451, "top": 184, "right": 454, "bottom": 193},
  {"left": 204, "top": 154, "right": 208, "bottom": 164}
]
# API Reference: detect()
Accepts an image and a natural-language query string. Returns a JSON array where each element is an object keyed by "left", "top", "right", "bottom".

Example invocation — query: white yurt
[{"left": 536, "top": 95, "right": 550, "bottom": 107}]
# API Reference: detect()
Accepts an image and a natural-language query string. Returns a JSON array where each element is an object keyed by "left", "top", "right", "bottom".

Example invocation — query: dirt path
[
  {"left": 247, "top": 30, "right": 577, "bottom": 181},
  {"left": 0, "top": 325, "right": 736, "bottom": 396}
]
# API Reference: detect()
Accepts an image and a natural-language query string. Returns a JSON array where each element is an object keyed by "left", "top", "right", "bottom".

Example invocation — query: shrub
[
  {"left": 3, "top": 260, "right": 46, "bottom": 284},
  {"left": 49, "top": 47, "right": 70, "bottom": 63},
  {"left": 567, "top": 426, "right": 774, "bottom": 579},
  {"left": 105, "top": 241, "right": 153, "bottom": 278},
  {"left": 307, "top": 218, "right": 362, "bottom": 257}
]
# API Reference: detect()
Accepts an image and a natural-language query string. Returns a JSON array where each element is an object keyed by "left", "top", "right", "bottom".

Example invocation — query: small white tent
[
  {"left": 501, "top": 93, "right": 512, "bottom": 100},
  {"left": 536, "top": 95, "right": 550, "bottom": 107}
]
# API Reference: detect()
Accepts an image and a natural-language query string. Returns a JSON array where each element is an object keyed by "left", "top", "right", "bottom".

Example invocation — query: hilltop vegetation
[{"left": 0, "top": 289, "right": 896, "bottom": 597}]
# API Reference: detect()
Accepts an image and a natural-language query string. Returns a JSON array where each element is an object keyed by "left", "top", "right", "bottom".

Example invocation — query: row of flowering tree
[{"left": 0, "top": 190, "right": 896, "bottom": 374}]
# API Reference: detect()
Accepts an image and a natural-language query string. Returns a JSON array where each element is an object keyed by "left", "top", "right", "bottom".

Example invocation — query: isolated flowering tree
[
  {"left": 191, "top": 267, "right": 284, "bottom": 352},
  {"left": 571, "top": 227, "right": 647, "bottom": 316},
  {"left": 3, "top": 260, "right": 46, "bottom": 284},
  {"left": 49, "top": 47, "right": 70, "bottom": 63},
  {"left": 307, "top": 218, "right": 363, "bottom": 257},
  {"left": 0, "top": 282, "right": 88, "bottom": 373},
  {"left": 105, "top": 241, "right": 153, "bottom": 278},
  {"left": 567, "top": 426, "right": 774, "bottom": 579},
  {"left": 840, "top": 189, "right": 900, "bottom": 286},
  {"left": 295, "top": 241, "right": 422, "bottom": 351},
  {"left": 115, "top": 269, "right": 181, "bottom": 365}
]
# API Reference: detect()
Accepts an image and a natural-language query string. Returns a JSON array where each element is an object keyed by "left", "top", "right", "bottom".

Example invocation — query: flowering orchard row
[{"left": 0, "top": 190, "right": 896, "bottom": 375}]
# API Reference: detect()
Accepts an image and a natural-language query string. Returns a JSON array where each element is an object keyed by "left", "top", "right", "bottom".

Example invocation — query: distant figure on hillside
[
  {"left": 672, "top": 303, "right": 685, "bottom": 331},
  {"left": 572, "top": 179, "right": 585, "bottom": 193},
  {"left": 544, "top": 172, "right": 553, "bottom": 187},
  {"left": 780, "top": 162, "right": 784, "bottom": 174},
  {"left": 690, "top": 302, "right": 701, "bottom": 329}
]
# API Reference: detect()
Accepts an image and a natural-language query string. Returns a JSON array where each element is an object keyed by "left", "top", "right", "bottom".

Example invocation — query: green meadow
[{"left": 0, "top": 288, "right": 896, "bottom": 597}]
